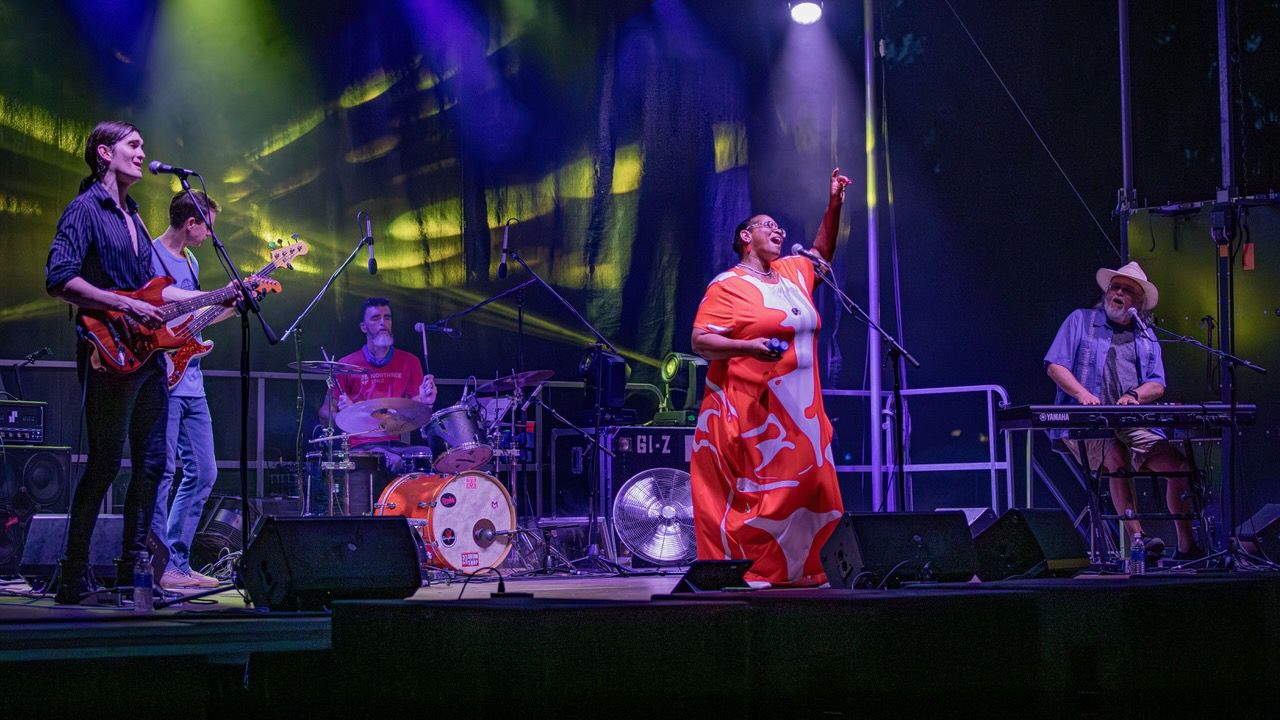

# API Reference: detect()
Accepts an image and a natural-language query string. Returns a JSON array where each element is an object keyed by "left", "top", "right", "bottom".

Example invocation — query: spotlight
[
  {"left": 653, "top": 352, "right": 707, "bottom": 426},
  {"left": 790, "top": 1, "right": 823, "bottom": 25}
]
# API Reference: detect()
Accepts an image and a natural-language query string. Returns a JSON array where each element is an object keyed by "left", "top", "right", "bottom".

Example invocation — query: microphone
[
  {"left": 498, "top": 218, "right": 513, "bottom": 279},
  {"left": 1127, "top": 307, "right": 1151, "bottom": 334},
  {"left": 475, "top": 527, "right": 520, "bottom": 543},
  {"left": 414, "top": 322, "right": 458, "bottom": 337},
  {"left": 147, "top": 160, "right": 197, "bottom": 177},
  {"left": 365, "top": 216, "right": 377, "bottom": 275},
  {"left": 519, "top": 382, "right": 546, "bottom": 413},
  {"left": 791, "top": 243, "right": 831, "bottom": 269}
]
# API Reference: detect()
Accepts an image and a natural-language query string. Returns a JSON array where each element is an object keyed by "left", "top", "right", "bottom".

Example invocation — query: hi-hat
[
  {"left": 336, "top": 397, "right": 433, "bottom": 435},
  {"left": 475, "top": 369, "right": 554, "bottom": 394},
  {"left": 288, "top": 360, "right": 370, "bottom": 375}
]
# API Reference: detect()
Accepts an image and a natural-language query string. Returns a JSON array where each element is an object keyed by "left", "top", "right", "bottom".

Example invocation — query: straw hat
[{"left": 1096, "top": 261, "right": 1158, "bottom": 311}]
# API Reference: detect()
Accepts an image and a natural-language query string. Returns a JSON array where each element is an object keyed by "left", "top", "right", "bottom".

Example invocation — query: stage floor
[{"left": 1, "top": 570, "right": 1278, "bottom": 717}]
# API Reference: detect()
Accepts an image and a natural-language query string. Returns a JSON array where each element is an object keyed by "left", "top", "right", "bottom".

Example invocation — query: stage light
[
  {"left": 653, "top": 352, "right": 707, "bottom": 426},
  {"left": 790, "top": 2, "right": 823, "bottom": 25}
]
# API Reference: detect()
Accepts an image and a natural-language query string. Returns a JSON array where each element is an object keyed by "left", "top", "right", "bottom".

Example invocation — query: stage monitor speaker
[
  {"left": 1237, "top": 503, "right": 1280, "bottom": 563},
  {"left": 938, "top": 507, "right": 998, "bottom": 537},
  {"left": 240, "top": 517, "right": 422, "bottom": 611},
  {"left": 670, "top": 559, "right": 753, "bottom": 593},
  {"left": 819, "top": 511, "right": 977, "bottom": 589},
  {"left": 19, "top": 514, "right": 123, "bottom": 586},
  {"left": 973, "top": 508, "right": 1089, "bottom": 581},
  {"left": 1, "top": 445, "right": 70, "bottom": 513}
]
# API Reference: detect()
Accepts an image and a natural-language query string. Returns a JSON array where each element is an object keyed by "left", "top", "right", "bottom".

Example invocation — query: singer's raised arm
[{"left": 812, "top": 167, "right": 852, "bottom": 262}]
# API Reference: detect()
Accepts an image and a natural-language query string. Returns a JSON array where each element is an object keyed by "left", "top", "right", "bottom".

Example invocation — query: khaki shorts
[{"left": 1065, "top": 428, "right": 1172, "bottom": 473}]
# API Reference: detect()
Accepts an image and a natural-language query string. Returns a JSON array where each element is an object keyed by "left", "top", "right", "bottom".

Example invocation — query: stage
[{"left": 0, "top": 570, "right": 1276, "bottom": 718}]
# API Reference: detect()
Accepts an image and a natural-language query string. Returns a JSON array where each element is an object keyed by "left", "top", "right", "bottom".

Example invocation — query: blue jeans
[{"left": 152, "top": 395, "right": 217, "bottom": 572}]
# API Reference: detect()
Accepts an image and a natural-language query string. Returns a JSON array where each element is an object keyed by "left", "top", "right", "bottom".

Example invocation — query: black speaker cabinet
[
  {"left": 973, "top": 508, "right": 1089, "bottom": 581},
  {"left": 1238, "top": 503, "right": 1280, "bottom": 563},
  {"left": 19, "top": 514, "right": 123, "bottom": 586},
  {"left": 819, "top": 511, "right": 977, "bottom": 589},
  {"left": 1, "top": 445, "right": 70, "bottom": 513},
  {"left": 240, "top": 517, "right": 422, "bottom": 611}
]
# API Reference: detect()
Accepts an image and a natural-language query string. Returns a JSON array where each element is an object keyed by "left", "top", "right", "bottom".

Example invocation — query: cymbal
[
  {"left": 288, "top": 360, "right": 370, "bottom": 375},
  {"left": 335, "top": 397, "right": 433, "bottom": 435},
  {"left": 475, "top": 369, "right": 554, "bottom": 394}
]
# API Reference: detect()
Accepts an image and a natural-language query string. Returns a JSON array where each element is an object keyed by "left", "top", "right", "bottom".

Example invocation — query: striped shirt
[{"left": 45, "top": 181, "right": 154, "bottom": 293}]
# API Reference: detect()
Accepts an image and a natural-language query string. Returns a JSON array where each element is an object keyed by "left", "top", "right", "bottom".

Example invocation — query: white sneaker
[
  {"left": 186, "top": 569, "right": 222, "bottom": 588},
  {"left": 159, "top": 568, "right": 203, "bottom": 590}
]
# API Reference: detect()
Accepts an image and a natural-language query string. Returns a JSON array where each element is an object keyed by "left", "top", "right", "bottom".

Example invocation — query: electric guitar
[
  {"left": 162, "top": 241, "right": 309, "bottom": 389},
  {"left": 77, "top": 241, "right": 306, "bottom": 374}
]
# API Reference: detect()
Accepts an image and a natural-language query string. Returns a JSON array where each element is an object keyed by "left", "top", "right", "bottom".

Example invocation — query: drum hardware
[{"left": 474, "top": 368, "right": 555, "bottom": 395}]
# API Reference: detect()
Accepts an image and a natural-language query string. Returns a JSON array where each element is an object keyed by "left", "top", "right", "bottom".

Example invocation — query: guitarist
[
  {"left": 43, "top": 122, "right": 232, "bottom": 604},
  {"left": 148, "top": 191, "right": 228, "bottom": 590}
]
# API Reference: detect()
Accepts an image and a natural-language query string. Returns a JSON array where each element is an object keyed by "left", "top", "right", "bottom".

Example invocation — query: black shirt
[{"left": 45, "top": 181, "right": 154, "bottom": 294}]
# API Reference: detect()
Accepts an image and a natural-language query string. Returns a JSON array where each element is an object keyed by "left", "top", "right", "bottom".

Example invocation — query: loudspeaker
[
  {"left": 1, "top": 445, "right": 70, "bottom": 513},
  {"left": 819, "top": 512, "right": 977, "bottom": 589},
  {"left": 240, "top": 517, "right": 422, "bottom": 611},
  {"left": 1237, "top": 503, "right": 1280, "bottom": 562},
  {"left": 189, "top": 495, "right": 258, "bottom": 572},
  {"left": 670, "top": 559, "right": 753, "bottom": 593},
  {"left": 938, "top": 507, "right": 998, "bottom": 537},
  {"left": 973, "top": 508, "right": 1089, "bottom": 581},
  {"left": 19, "top": 514, "right": 123, "bottom": 586}
]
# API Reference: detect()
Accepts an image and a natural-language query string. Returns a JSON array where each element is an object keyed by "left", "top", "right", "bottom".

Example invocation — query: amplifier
[
  {"left": 546, "top": 426, "right": 695, "bottom": 520},
  {"left": 0, "top": 400, "right": 45, "bottom": 444}
]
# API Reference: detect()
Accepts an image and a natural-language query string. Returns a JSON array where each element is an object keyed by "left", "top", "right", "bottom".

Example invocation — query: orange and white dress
[{"left": 690, "top": 256, "right": 844, "bottom": 586}]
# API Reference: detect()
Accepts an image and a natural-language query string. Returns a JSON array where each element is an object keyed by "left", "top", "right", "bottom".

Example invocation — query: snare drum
[
  {"left": 394, "top": 446, "right": 435, "bottom": 474},
  {"left": 373, "top": 471, "right": 515, "bottom": 572},
  {"left": 424, "top": 403, "right": 493, "bottom": 473}
]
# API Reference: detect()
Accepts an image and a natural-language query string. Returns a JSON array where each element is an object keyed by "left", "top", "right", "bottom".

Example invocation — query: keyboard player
[{"left": 1044, "top": 261, "right": 1202, "bottom": 561}]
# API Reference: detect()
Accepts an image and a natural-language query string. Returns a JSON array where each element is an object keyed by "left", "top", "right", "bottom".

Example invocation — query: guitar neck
[{"left": 173, "top": 261, "right": 278, "bottom": 332}]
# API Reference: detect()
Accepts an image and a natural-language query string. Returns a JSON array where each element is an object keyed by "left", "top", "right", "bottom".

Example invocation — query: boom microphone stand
[
  {"left": 175, "top": 171, "right": 279, "bottom": 579},
  {"left": 1134, "top": 318, "right": 1268, "bottom": 567},
  {"left": 802, "top": 252, "right": 921, "bottom": 511}
]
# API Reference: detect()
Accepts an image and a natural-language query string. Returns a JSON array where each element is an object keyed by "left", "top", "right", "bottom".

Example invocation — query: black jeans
[{"left": 64, "top": 351, "right": 169, "bottom": 566}]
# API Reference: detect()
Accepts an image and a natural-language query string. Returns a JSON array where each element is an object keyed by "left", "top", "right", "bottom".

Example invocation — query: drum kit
[{"left": 292, "top": 359, "right": 551, "bottom": 573}]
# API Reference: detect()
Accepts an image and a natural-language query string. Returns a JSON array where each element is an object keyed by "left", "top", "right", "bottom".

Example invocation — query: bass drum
[{"left": 373, "top": 471, "right": 515, "bottom": 572}]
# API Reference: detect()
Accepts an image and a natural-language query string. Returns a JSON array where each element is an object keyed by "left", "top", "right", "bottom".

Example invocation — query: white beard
[
  {"left": 1104, "top": 303, "right": 1129, "bottom": 325},
  {"left": 369, "top": 333, "right": 393, "bottom": 351}
]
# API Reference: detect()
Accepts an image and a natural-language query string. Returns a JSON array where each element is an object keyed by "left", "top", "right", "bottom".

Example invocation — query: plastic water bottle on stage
[
  {"left": 1128, "top": 534, "right": 1146, "bottom": 576},
  {"left": 133, "top": 552, "right": 155, "bottom": 612}
]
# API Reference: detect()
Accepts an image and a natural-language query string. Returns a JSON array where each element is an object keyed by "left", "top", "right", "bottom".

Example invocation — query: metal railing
[{"left": 827, "top": 384, "right": 1014, "bottom": 513}]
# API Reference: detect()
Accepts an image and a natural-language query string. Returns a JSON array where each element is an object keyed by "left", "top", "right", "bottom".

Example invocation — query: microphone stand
[
  {"left": 177, "top": 173, "right": 279, "bottom": 594},
  {"left": 807, "top": 256, "right": 921, "bottom": 511},
  {"left": 1137, "top": 319, "right": 1267, "bottom": 567}
]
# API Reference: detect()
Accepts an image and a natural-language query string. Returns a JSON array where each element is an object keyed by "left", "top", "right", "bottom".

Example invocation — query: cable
[
  {"left": 876, "top": 558, "right": 914, "bottom": 589},
  {"left": 457, "top": 566, "right": 505, "bottom": 599},
  {"left": 942, "top": 0, "right": 1120, "bottom": 258}
]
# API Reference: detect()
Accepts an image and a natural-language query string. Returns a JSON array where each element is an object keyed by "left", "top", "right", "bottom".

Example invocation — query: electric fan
[{"left": 611, "top": 467, "right": 697, "bottom": 566}]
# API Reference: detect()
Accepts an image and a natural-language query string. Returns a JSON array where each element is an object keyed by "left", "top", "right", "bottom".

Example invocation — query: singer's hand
[
  {"left": 744, "top": 338, "right": 784, "bottom": 362},
  {"left": 829, "top": 167, "right": 852, "bottom": 204},
  {"left": 415, "top": 374, "right": 438, "bottom": 406}
]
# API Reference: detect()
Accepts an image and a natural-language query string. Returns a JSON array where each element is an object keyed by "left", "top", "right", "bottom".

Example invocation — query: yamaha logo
[{"left": 1038, "top": 412, "right": 1070, "bottom": 423}]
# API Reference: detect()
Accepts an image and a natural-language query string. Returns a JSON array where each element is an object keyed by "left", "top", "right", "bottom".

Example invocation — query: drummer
[{"left": 318, "top": 297, "right": 438, "bottom": 448}]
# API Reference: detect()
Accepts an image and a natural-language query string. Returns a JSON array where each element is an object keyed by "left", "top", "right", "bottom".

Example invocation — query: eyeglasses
[{"left": 744, "top": 220, "right": 786, "bottom": 237}]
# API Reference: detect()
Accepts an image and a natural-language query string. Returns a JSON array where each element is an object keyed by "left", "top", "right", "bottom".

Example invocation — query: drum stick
[{"left": 413, "top": 322, "right": 431, "bottom": 375}]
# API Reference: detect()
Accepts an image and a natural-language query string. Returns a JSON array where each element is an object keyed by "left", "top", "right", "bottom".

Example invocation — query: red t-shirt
[{"left": 330, "top": 347, "right": 425, "bottom": 446}]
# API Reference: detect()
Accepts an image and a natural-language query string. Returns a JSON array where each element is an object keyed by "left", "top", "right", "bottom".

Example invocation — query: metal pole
[
  {"left": 864, "top": 0, "right": 885, "bottom": 510},
  {"left": 1117, "top": 0, "right": 1135, "bottom": 264},
  {"left": 1214, "top": 0, "right": 1238, "bottom": 546}
]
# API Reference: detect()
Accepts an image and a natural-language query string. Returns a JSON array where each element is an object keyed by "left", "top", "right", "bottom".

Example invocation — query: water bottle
[
  {"left": 133, "top": 552, "right": 155, "bottom": 612},
  {"left": 1128, "top": 534, "right": 1146, "bottom": 576}
]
